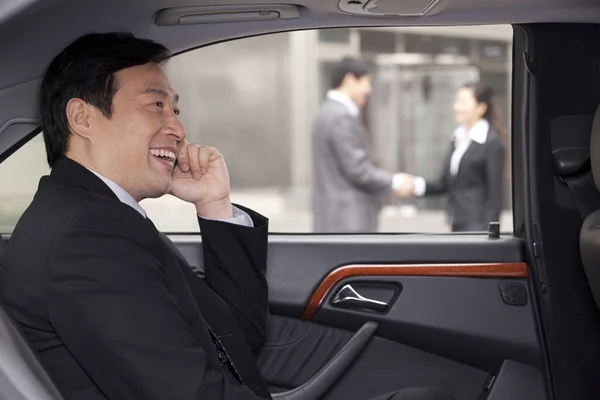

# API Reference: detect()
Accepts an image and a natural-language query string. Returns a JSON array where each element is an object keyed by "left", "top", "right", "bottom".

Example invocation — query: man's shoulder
[
  {"left": 1, "top": 178, "right": 113, "bottom": 305},
  {"left": 51, "top": 192, "right": 157, "bottom": 249},
  {"left": 9, "top": 176, "right": 154, "bottom": 256},
  {"left": 9, "top": 175, "right": 91, "bottom": 240},
  {"left": 318, "top": 99, "right": 351, "bottom": 117},
  {"left": 1, "top": 177, "right": 164, "bottom": 325},
  {"left": 314, "top": 100, "right": 357, "bottom": 132}
]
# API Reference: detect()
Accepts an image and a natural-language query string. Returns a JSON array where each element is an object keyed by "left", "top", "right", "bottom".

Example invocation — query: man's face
[
  {"left": 88, "top": 63, "right": 185, "bottom": 200},
  {"left": 347, "top": 74, "right": 372, "bottom": 109}
]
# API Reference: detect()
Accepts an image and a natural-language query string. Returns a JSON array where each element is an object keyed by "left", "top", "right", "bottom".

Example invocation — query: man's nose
[{"left": 165, "top": 111, "right": 186, "bottom": 140}]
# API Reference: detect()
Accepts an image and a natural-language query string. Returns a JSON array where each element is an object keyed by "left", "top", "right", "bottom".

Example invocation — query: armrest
[{"left": 272, "top": 321, "right": 378, "bottom": 400}]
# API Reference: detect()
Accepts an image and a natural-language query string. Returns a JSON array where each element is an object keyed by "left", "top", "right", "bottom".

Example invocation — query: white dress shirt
[
  {"left": 327, "top": 90, "right": 359, "bottom": 117},
  {"left": 413, "top": 119, "right": 490, "bottom": 197},
  {"left": 87, "top": 169, "right": 253, "bottom": 227},
  {"left": 327, "top": 90, "right": 404, "bottom": 191}
]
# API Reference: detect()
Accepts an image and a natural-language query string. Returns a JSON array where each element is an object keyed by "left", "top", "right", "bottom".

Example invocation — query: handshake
[{"left": 392, "top": 172, "right": 419, "bottom": 198}]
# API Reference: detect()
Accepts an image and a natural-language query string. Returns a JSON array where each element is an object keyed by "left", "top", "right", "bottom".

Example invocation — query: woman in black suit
[{"left": 401, "top": 82, "right": 507, "bottom": 232}]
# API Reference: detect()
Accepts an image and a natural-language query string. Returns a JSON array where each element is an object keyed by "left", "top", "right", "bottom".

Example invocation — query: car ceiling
[{"left": 1, "top": 0, "right": 600, "bottom": 158}]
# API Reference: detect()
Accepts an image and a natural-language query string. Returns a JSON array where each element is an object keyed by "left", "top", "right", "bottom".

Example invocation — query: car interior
[{"left": 1, "top": 0, "right": 600, "bottom": 400}]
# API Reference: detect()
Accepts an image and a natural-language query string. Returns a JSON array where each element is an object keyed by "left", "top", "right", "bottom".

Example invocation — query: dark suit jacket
[
  {"left": 424, "top": 131, "right": 506, "bottom": 230},
  {"left": 0, "top": 158, "right": 271, "bottom": 400}
]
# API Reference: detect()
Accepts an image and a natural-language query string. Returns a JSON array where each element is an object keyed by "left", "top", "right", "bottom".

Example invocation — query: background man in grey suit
[{"left": 312, "top": 57, "right": 410, "bottom": 232}]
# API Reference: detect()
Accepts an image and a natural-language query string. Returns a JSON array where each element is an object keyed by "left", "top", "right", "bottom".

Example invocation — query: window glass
[
  {"left": 0, "top": 135, "right": 50, "bottom": 233},
  {"left": 0, "top": 25, "right": 514, "bottom": 234},
  {"left": 318, "top": 28, "right": 351, "bottom": 44}
]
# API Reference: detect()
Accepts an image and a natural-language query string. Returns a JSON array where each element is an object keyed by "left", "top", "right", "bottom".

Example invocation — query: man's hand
[
  {"left": 393, "top": 173, "right": 416, "bottom": 198},
  {"left": 169, "top": 141, "right": 233, "bottom": 219}
]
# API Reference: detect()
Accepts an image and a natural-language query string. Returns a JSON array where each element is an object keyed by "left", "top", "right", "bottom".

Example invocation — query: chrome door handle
[{"left": 332, "top": 284, "right": 389, "bottom": 312}]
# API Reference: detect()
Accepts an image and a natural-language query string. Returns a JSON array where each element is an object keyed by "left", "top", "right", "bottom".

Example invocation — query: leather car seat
[
  {"left": 580, "top": 104, "right": 600, "bottom": 309},
  {"left": 0, "top": 238, "right": 64, "bottom": 400},
  {"left": 0, "top": 237, "right": 5, "bottom": 274}
]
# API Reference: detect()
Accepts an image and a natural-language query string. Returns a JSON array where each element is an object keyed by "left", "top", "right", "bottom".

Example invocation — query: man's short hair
[
  {"left": 330, "top": 57, "right": 370, "bottom": 89},
  {"left": 40, "top": 32, "right": 171, "bottom": 167}
]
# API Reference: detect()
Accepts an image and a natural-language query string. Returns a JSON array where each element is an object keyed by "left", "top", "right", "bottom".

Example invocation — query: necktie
[{"left": 206, "top": 325, "right": 245, "bottom": 386}]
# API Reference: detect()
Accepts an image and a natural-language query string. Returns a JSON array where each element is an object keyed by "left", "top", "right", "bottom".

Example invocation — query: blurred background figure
[
  {"left": 399, "top": 82, "right": 507, "bottom": 232},
  {"left": 311, "top": 57, "right": 411, "bottom": 232}
]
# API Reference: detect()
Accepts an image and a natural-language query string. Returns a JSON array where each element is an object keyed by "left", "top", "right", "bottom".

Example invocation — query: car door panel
[
  {"left": 256, "top": 314, "right": 355, "bottom": 392},
  {"left": 315, "top": 275, "right": 540, "bottom": 371},
  {"left": 173, "top": 235, "right": 525, "bottom": 316},
  {"left": 257, "top": 314, "right": 489, "bottom": 400},
  {"left": 320, "top": 334, "right": 489, "bottom": 400},
  {"left": 171, "top": 234, "right": 545, "bottom": 400}
]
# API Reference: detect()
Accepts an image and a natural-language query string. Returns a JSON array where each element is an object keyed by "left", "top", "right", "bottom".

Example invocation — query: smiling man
[
  {"left": 0, "top": 32, "right": 453, "bottom": 400},
  {"left": 1, "top": 32, "right": 269, "bottom": 400}
]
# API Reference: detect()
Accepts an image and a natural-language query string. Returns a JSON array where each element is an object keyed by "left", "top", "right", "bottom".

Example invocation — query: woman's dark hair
[
  {"left": 40, "top": 32, "right": 171, "bottom": 167},
  {"left": 461, "top": 81, "right": 508, "bottom": 141},
  {"left": 331, "top": 57, "right": 370, "bottom": 89},
  {"left": 462, "top": 81, "right": 510, "bottom": 180}
]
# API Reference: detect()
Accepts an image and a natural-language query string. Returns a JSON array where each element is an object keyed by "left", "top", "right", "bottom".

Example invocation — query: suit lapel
[
  {"left": 443, "top": 139, "right": 457, "bottom": 185},
  {"left": 157, "top": 234, "right": 228, "bottom": 334},
  {"left": 149, "top": 228, "right": 222, "bottom": 367},
  {"left": 156, "top": 232, "right": 271, "bottom": 398},
  {"left": 456, "top": 140, "right": 483, "bottom": 179}
]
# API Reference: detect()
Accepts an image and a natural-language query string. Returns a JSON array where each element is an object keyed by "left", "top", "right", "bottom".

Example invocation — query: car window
[
  {"left": 0, "top": 26, "right": 513, "bottom": 234},
  {"left": 0, "top": 135, "right": 50, "bottom": 233}
]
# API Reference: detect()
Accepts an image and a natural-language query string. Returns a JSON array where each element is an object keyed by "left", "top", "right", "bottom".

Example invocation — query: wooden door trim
[{"left": 302, "top": 262, "right": 528, "bottom": 320}]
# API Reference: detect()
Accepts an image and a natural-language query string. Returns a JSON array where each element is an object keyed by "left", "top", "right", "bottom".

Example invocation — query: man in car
[{"left": 1, "top": 32, "right": 453, "bottom": 400}]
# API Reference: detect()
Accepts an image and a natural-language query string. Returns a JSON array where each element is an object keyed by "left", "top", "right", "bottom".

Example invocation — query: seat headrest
[{"left": 590, "top": 104, "right": 600, "bottom": 191}]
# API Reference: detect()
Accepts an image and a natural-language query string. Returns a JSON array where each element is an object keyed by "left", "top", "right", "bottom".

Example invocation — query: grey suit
[{"left": 312, "top": 99, "right": 393, "bottom": 232}]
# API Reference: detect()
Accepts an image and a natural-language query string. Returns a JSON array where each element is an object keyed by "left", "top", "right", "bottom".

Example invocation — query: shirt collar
[
  {"left": 327, "top": 90, "right": 360, "bottom": 117},
  {"left": 86, "top": 168, "right": 147, "bottom": 218},
  {"left": 453, "top": 119, "right": 489, "bottom": 144}
]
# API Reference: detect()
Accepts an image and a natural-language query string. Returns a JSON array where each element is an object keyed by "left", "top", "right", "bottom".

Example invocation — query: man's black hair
[
  {"left": 40, "top": 32, "right": 171, "bottom": 167},
  {"left": 330, "top": 57, "right": 370, "bottom": 89}
]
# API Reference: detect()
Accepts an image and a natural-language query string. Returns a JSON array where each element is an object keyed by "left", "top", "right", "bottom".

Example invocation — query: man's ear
[
  {"left": 65, "top": 98, "right": 94, "bottom": 139},
  {"left": 341, "top": 72, "right": 357, "bottom": 87}
]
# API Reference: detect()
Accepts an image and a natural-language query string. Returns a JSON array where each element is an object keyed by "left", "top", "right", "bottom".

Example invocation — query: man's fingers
[
  {"left": 187, "top": 144, "right": 203, "bottom": 180},
  {"left": 177, "top": 143, "right": 220, "bottom": 180},
  {"left": 177, "top": 142, "right": 190, "bottom": 172},
  {"left": 198, "top": 146, "right": 212, "bottom": 175}
]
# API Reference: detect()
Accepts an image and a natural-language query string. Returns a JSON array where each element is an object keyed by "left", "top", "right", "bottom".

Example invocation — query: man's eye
[
  {"left": 174, "top": 109, "right": 180, "bottom": 116},
  {"left": 153, "top": 101, "right": 164, "bottom": 108}
]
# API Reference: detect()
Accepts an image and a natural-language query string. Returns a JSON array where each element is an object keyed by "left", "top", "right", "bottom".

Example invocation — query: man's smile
[
  {"left": 149, "top": 148, "right": 177, "bottom": 172},
  {"left": 149, "top": 148, "right": 176, "bottom": 162}
]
